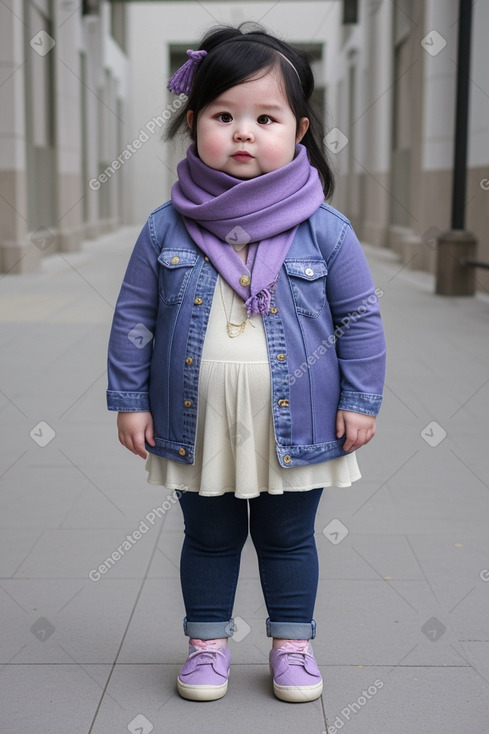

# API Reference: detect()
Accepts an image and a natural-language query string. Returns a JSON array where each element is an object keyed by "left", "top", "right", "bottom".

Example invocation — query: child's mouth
[{"left": 232, "top": 151, "right": 253, "bottom": 161}]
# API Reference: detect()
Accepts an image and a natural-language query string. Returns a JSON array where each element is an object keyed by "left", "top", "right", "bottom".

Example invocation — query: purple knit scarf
[{"left": 171, "top": 144, "right": 325, "bottom": 315}]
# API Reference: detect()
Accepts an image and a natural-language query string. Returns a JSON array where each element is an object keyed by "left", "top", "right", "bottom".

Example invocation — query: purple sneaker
[
  {"left": 177, "top": 639, "right": 231, "bottom": 701},
  {"left": 269, "top": 640, "right": 323, "bottom": 702}
]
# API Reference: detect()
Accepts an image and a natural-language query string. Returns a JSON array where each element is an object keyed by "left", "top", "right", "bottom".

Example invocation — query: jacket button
[
  {"left": 239, "top": 274, "right": 250, "bottom": 286},
  {"left": 204, "top": 256, "right": 209, "bottom": 262},
  {"left": 305, "top": 267, "right": 314, "bottom": 276},
  {"left": 171, "top": 256, "right": 180, "bottom": 264},
  {"left": 277, "top": 353, "right": 286, "bottom": 361},
  {"left": 194, "top": 297, "right": 203, "bottom": 305},
  {"left": 184, "top": 400, "right": 192, "bottom": 408},
  {"left": 178, "top": 447, "right": 186, "bottom": 456},
  {"left": 270, "top": 307, "right": 278, "bottom": 314},
  {"left": 278, "top": 399, "right": 289, "bottom": 407},
  {"left": 185, "top": 357, "right": 193, "bottom": 365},
  {"left": 283, "top": 454, "right": 292, "bottom": 464}
]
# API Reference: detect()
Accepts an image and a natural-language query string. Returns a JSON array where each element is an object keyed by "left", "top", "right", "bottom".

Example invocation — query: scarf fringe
[{"left": 245, "top": 288, "right": 272, "bottom": 316}]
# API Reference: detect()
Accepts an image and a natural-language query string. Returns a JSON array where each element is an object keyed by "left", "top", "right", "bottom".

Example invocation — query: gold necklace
[{"left": 219, "top": 278, "right": 255, "bottom": 338}]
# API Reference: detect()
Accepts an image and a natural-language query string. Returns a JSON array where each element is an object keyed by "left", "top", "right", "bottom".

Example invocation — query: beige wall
[
  {"left": 0, "top": 0, "right": 130, "bottom": 274},
  {"left": 466, "top": 168, "right": 489, "bottom": 294},
  {"left": 332, "top": 0, "right": 489, "bottom": 296}
]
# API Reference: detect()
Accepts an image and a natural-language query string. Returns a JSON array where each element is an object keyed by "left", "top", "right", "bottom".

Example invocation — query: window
[
  {"left": 343, "top": 0, "right": 358, "bottom": 25},
  {"left": 110, "top": 2, "right": 127, "bottom": 53},
  {"left": 82, "top": 0, "right": 100, "bottom": 15}
]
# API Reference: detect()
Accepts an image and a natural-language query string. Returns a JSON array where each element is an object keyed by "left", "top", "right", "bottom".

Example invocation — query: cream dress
[{"left": 145, "top": 271, "right": 361, "bottom": 500}]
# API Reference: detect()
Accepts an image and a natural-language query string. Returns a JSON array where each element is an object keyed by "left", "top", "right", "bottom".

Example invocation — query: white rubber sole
[
  {"left": 271, "top": 676, "right": 323, "bottom": 703},
  {"left": 177, "top": 676, "right": 229, "bottom": 701}
]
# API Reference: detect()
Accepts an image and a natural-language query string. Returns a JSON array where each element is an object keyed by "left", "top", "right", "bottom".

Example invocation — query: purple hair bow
[{"left": 167, "top": 49, "right": 207, "bottom": 96}]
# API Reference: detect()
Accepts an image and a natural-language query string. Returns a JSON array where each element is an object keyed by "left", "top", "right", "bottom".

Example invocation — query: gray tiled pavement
[{"left": 1, "top": 226, "right": 489, "bottom": 732}]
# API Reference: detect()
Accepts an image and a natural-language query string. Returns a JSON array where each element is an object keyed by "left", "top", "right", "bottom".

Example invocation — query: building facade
[
  {"left": 127, "top": 0, "right": 488, "bottom": 292},
  {"left": 0, "top": 0, "right": 130, "bottom": 273},
  {"left": 3, "top": 0, "right": 488, "bottom": 292},
  {"left": 324, "top": 0, "right": 489, "bottom": 292}
]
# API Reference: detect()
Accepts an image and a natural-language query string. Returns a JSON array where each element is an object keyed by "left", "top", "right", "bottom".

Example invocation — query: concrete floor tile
[
  {"left": 322, "top": 665, "right": 488, "bottom": 733},
  {"left": 117, "top": 578, "right": 187, "bottom": 664},
  {"left": 317, "top": 481, "right": 415, "bottom": 534},
  {"left": 60, "top": 476, "right": 172, "bottom": 529},
  {"left": 1, "top": 664, "right": 114, "bottom": 731},
  {"left": 13, "top": 527, "right": 159, "bottom": 579},
  {"left": 447, "top": 585, "right": 489, "bottom": 643},
  {"left": 0, "top": 528, "right": 44, "bottom": 577},
  {"left": 146, "top": 538, "right": 181, "bottom": 579},
  {"left": 317, "top": 532, "right": 425, "bottom": 581},
  {"left": 90, "top": 663, "right": 328, "bottom": 734},
  {"left": 155, "top": 497, "right": 186, "bottom": 531},
  {"left": 312, "top": 579, "right": 467, "bottom": 667},
  {"left": 0, "top": 579, "right": 143, "bottom": 663},
  {"left": 455, "top": 641, "right": 489, "bottom": 684},
  {"left": 235, "top": 535, "right": 261, "bottom": 579},
  {"left": 390, "top": 533, "right": 489, "bottom": 606},
  {"left": 0, "top": 464, "right": 83, "bottom": 528}
]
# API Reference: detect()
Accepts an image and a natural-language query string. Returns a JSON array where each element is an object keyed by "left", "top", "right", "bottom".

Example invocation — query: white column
[
  {"left": 0, "top": 0, "right": 35, "bottom": 272},
  {"left": 53, "top": 0, "right": 84, "bottom": 251}
]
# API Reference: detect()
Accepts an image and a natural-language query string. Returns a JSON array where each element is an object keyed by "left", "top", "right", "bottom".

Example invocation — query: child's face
[{"left": 187, "top": 68, "right": 309, "bottom": 179}]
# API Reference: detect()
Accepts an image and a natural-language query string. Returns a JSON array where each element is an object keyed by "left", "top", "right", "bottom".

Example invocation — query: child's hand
[
  {"left": 336, "top": 410, "right": 376, "bottom": 452},
  {"left": 117, "top": 411, "right": 156, "bottom": 459}
]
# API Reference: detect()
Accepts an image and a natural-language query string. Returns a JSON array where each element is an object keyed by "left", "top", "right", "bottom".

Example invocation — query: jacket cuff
[
  {"left": 106, "top": 390, "right": 150, "bottom": 412},
  {"left": 338, "top": 391, "right": 383, "bottom": 416}
]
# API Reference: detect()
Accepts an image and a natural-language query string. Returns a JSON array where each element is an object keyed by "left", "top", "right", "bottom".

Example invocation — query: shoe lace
[
  {"left": 276, "top": 639, "right": 311, "bottom": 666},
  {"left": 188, "top": 639, "right": 227, "bottom": 665}
]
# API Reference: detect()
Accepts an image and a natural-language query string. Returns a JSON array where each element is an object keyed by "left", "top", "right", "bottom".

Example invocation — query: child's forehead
[{"left": 210, "top": 69, "right": 288, "bottom": 105}]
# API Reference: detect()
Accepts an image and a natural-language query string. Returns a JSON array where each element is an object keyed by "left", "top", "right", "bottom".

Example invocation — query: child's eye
[
  {"left": 257, "top": 115, "right": 273, "bottom": 125},
  {"left": 217, "top": 113, "right": 233, "bottom": 123}
]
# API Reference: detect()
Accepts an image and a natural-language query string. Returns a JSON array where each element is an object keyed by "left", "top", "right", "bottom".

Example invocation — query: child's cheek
[
  {"left": 263, "top": 139, "right": 296, "bottom": 171},
  {"left": 197, "top": 128, "right": 225, "bottom": 163},
  {"left": 195, "top": 117, "right": 217, "bottom": 147},
  {"left": 203, "top": 138, "right": 224, "bottom": 158}
]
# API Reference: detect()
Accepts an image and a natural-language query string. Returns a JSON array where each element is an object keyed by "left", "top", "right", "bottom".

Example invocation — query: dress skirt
[{"left": 145, "top": 276, "right": 361, "bottom": 500}]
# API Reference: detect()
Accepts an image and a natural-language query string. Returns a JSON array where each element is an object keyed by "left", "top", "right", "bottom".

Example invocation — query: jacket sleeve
[
  {"left": 326, "top": 223, "right": 386, "bottom": 416},
  {"left": 106, "top": 218, "right": 159, "bottom": 412}
]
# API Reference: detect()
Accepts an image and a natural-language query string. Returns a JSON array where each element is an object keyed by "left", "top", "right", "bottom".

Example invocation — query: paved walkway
[{"left": 1, "top": 226, "right": 488, "bottom": 733}]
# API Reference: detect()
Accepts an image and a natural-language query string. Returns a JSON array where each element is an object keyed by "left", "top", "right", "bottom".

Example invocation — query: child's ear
[
  {"left": 296, "top": 117, "right": 309, "bottom": 143},
  {"left": 187, "top": 110, "right": 194, "bottom": 130}
]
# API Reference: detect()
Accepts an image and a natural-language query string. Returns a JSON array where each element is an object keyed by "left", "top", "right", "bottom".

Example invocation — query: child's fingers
[
  {"left": 117, "top": 412, "right": 155, "bottom": 459},
  {"left": 342, "top": 426, "right": 358, "bottom": 452},
  {"left": 131, "top": 431, "right": 148, "bottom": 459},
  {"left": 345, "top": 426, "right": 375, "bottom": 451},
  {"left": 119, "top": 429, "right": 147, "bottom": 459},
  {"left": 336, "top": 411, "right": 345, "bottom": 438},
  {"left": 337, "top": 411, "right": 377, "bottom": 451},
  {"left": 145, "top": 419, "right": 156, "bottom": 447}
]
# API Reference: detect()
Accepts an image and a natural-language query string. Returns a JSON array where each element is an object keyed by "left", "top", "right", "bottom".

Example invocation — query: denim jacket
[{"left": 106, "top": 201, "right": 386, "bottom": 467}]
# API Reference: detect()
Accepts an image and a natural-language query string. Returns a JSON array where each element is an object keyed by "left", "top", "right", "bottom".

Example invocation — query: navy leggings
[{"left": 178, "top": 488, "right": 323, "bottom": 639}]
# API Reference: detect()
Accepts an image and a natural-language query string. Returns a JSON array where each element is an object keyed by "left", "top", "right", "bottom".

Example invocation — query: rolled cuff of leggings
[
  {"left": 183, "top": 617, "right": 235, "bottom": 639},
  {"left": 266, "top": 618, "right": 317, "bottom": 640}
]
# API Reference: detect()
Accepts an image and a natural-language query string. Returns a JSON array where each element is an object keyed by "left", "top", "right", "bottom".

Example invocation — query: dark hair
[{"left": 166, "top": 24, "right": 334, "bottom": 200}]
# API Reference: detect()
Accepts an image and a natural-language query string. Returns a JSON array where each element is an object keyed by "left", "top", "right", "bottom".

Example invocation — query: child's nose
[{"left": 233, "top": 127, "right": 254, "bottom": 143}]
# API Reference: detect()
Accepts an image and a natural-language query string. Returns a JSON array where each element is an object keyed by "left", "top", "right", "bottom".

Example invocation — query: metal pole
[
  {"left": 436, "top": 0, "right": 477, "bottom": 295},
  {"left": 451, "top": 0, "right": 473, "bottom": 230}
]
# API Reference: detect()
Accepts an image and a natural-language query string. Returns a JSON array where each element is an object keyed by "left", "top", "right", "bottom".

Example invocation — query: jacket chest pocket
[
  {"left": 157, "top": 249, "right": 198, "bottom": 305},
  {"left": 284, "top": 259, "right": 328, "bottom": 318}
]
